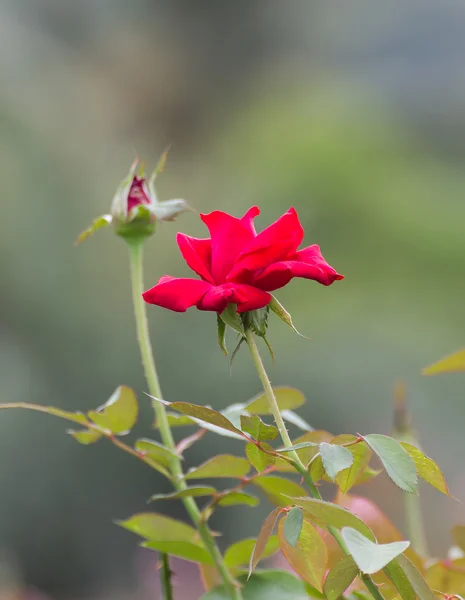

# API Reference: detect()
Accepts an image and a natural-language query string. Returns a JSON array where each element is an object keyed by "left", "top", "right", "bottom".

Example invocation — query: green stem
[
  {"left": 245, "top": 329, "right": 385, "bottom": 600},
  {"left": 128, "top": 241, "right": 242, "bottom": 600},
  {"left": 160, "top": 553, "right": 174, "bottom": 600},
  {"left": 404, "top": 492, "right": 428, "bottom": 559}
]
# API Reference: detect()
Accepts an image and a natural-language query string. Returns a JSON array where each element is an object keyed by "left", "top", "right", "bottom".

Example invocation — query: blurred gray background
[{"left": 1, "top": 1, "right": 465, "bottom": 598}]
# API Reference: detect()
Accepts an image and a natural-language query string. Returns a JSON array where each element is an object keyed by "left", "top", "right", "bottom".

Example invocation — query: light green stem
[
  {"left": 404, "top": 492, "right": 429, "bottom": 558},
  {"left": 245, "top": 329, "right": 385, "bottom": 600},
  {"left": 128, "top": 241, "right": 242, "bottom": 600}
]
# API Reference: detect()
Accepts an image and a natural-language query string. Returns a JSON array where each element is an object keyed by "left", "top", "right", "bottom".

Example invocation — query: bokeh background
[{"left": 2, "top": 1, "right": 465, "bottom": 598}]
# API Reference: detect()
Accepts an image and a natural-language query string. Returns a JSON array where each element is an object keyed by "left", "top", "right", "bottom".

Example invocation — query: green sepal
[
  {"left": 75, "top": 214, "right": 112, "bottom": 245},
  {"left": 269, "top": 296, "right": 308, "bottom": 338},
  {"left": 217, "top": 314, "right": 228, "bottom": 355},
  {"left": 220, "top": 304, "right": 245, "bottom": 336}
]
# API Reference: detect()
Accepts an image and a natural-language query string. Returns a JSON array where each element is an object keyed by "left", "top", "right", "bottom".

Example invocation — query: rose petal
[
  {"left": 252, "top": 244, "right": 344, "bottom": 291},
  {"left": 228, "top": 208, "right": 304, "bottom": 281},
  {"left": 142, "top": 275, "right": 212, "bottom": 312},
  {"left": 127, "top": 176, "right": 151, "bottom": 211},
  {"left": 197, "top": 283, "right": 271, "bottom": 313},
  {"left": 177, "top": 234, "right": 214, "bottom": 284},
  {"left": 200, "top": 206, "right": 260, "bottom": 283}
]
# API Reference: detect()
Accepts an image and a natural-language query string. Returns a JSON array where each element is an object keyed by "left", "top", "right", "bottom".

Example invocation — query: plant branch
[
  {"left": 245, "top": 329, "right": 385, "bottom": 600},
  {"left": 128, "top": 241, "right": 242, "bottom": 600}
]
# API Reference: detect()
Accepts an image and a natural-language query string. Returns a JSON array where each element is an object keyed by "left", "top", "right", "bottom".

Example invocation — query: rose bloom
[{"left": 143, "top": 207, "right": 343, "bottom": 313}]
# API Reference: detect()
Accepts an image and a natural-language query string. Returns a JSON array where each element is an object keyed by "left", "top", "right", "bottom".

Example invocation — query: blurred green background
[{"left": 1, "top": 1, "right": 465, "bottom": 598}]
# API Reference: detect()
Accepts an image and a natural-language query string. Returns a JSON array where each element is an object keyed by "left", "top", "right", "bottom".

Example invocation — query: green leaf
[
  {"left": 323, "top": 555, "right": 359, "bottom": 600},
  {"left": 68, "top": 428, "right": 103, "bottom": 444},
  {"left": 150, "top": 398, "right": 245, "bottom": 440},
  {"left": 252, "top": 476, "right": 306, "bottom": 507},
  {"left": 117, "top": 512, "right": 200, "bottom": 544},
  {"left": 224, "top": 536, "right": 279, "bottom": 568},
  {"left": 249, "top": 507, "right": 281, "bottom": 577},
  {"left": 185, "top": 455, "right": 250, "bottom": 479},
  {"left": 217, "top": 491, "right": 259, "bottom": 507},
  {"left": 135, "top": 438, "right": 179, "bottom": 467},
  {"left": 246, "top": 443, "right": 276, "bottom": 472},
  {"left": 278, "top": 519, "right": 327, "bottom": 591},
  {"left": 88, "top": 386, "right": 138, "bottom": 435},
  {"left": 363, "top": 434, "right": 418, "bottom": 493},
  {"left": 319, "top": 442, "right": 354, "bottom": 480},
  {"left": 217, "top": 314, "right": 228, "bottom": 356},
  {"left": 246, "top": 387, "right": 305, "bottom": 414},
  {"left": 149, "top": 486, "right": 216, "bottom": 502},
  {"left": 291, "top": 497, "right": 375, "bottom": 540},
  {"left": 240, "top": 415, "right": 278, "bottom": 441},
  {"left": 202, "top": 570, "right": 309, "bottom": 600},
  {"left": 276, "top": 441, "right": 318, "bottom": 452},
  {"left": 400, "top": 442, "right": 452, "bottom": 497},
  {"left": 333, "top": 436, "right": 373, "bottom": 493},
  {"left": 394, "top": 554, "right": 436, "bottom": 600},
  {"left": 220, "top": 304, "right": 245, "bottom": 335},
  {"left": 269, "top": 296, "right": 308, "bottom": 338},
  {"left": 281, "top": 409, "right": 313, "bottom": 432},
  {"left": 384, "top": 557, "right": 417, "bottom": 600},
  {"left": 283, "top": 507, "right": 304, "bottom": 547},
  {"left": 452, "top": 525, "right": 465, "bottom": 552},
  {"left": 341, "top": 527, "right": 410, "bottom": 574},
  {"left": 143, "top": 540, "right": 213, "bottom": 565},
  {"left": 422, "top": 348, "right": 465, "bottom": 375},
  {"left": 156, "top": 412, "right": 195, "bottom": 427},
  {"left": 75, "top": 214, "right": 112, "bottom": 245}
]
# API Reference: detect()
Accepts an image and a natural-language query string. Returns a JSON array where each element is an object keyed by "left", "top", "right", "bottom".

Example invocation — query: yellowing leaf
[
  {"left": 332, "top": 435, "right": 373, "bottom": 493},
  {"left": 88, "top": 386, "right": 138, "bottom": 434},
  {"left": 246, "top": 387, "right": 306, "bottom": 414},
  {"left": 68, "top": 428, "right": 103, "bottom": 444},
  {"left": 324, "top": 555, "right": 359, "bottom": 600},
  {"left": 149, "top": 486, "right": 216, "bottom": 502},
  {"left": 185, "top": 455, "right": 250, "bottom": 479},
  {"left": 217, "top": 491, "right": 259, "bottom": 507},
  {"left": 291, "top": 497, "right": 375, "bottom": 540},
  {"left": 278, "top": 519, "right": 328, "bottom": 591},
  {"left": 143, "top": 540, "right": 214, "bottom": 565},
  {"left": 249, "top": 507, "right": 281, "bottom": 577},
  {"left": 150, "top": 397, "right": 245, "bottom": 440},
  {"left": 401, "top": 442, "right": 452, "bottom": 497},
  {"left": 224, "top": 535, "right": 279, "bottom": 568},
  {"left": 252, "top": 476, "right": 306, "bottom": 507},
  {"left": 117, "top": 512, "right": 200, "bottom": 544},
  {"left": 423, "top": 348, "right": 465, "bottom": 376}
]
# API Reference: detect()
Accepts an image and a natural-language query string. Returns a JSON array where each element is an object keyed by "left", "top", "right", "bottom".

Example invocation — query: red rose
[{"left": 142, "top": 207, "right": 343, "bottom": 313}]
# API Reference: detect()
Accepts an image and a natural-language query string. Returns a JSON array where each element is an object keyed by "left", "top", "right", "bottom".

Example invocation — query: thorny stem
[
  {"left": 128, "top": 241, "right": 243, "bottom": 600},
  {"left": 245, "top": 329, "right": 386, "bottom": 600}
]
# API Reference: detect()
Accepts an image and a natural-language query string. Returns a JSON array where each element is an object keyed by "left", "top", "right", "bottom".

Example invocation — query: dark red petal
[
  {"left": 127, "top": 177, "right": 151, "bottom": 211},
  {"left": 177, "top": 233, "right": 214, "bottom": 284},
  {"left": 252, "top": 244, "right": 344, "bottom": 292},
  {"left": 196, "top": 282, "right": 271, "bottom": 313},
  {"left": 142, "top": 275, "right": 212, "bottom": 312},
  {"left": 230, "top": 284, "right": 272, "bottom": 312},
  {"left": 228, "top": 207, "right": 304, "bottom": 281},
  {"left": 200, "top": 207, "right": 259, "bottom": 283}
]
